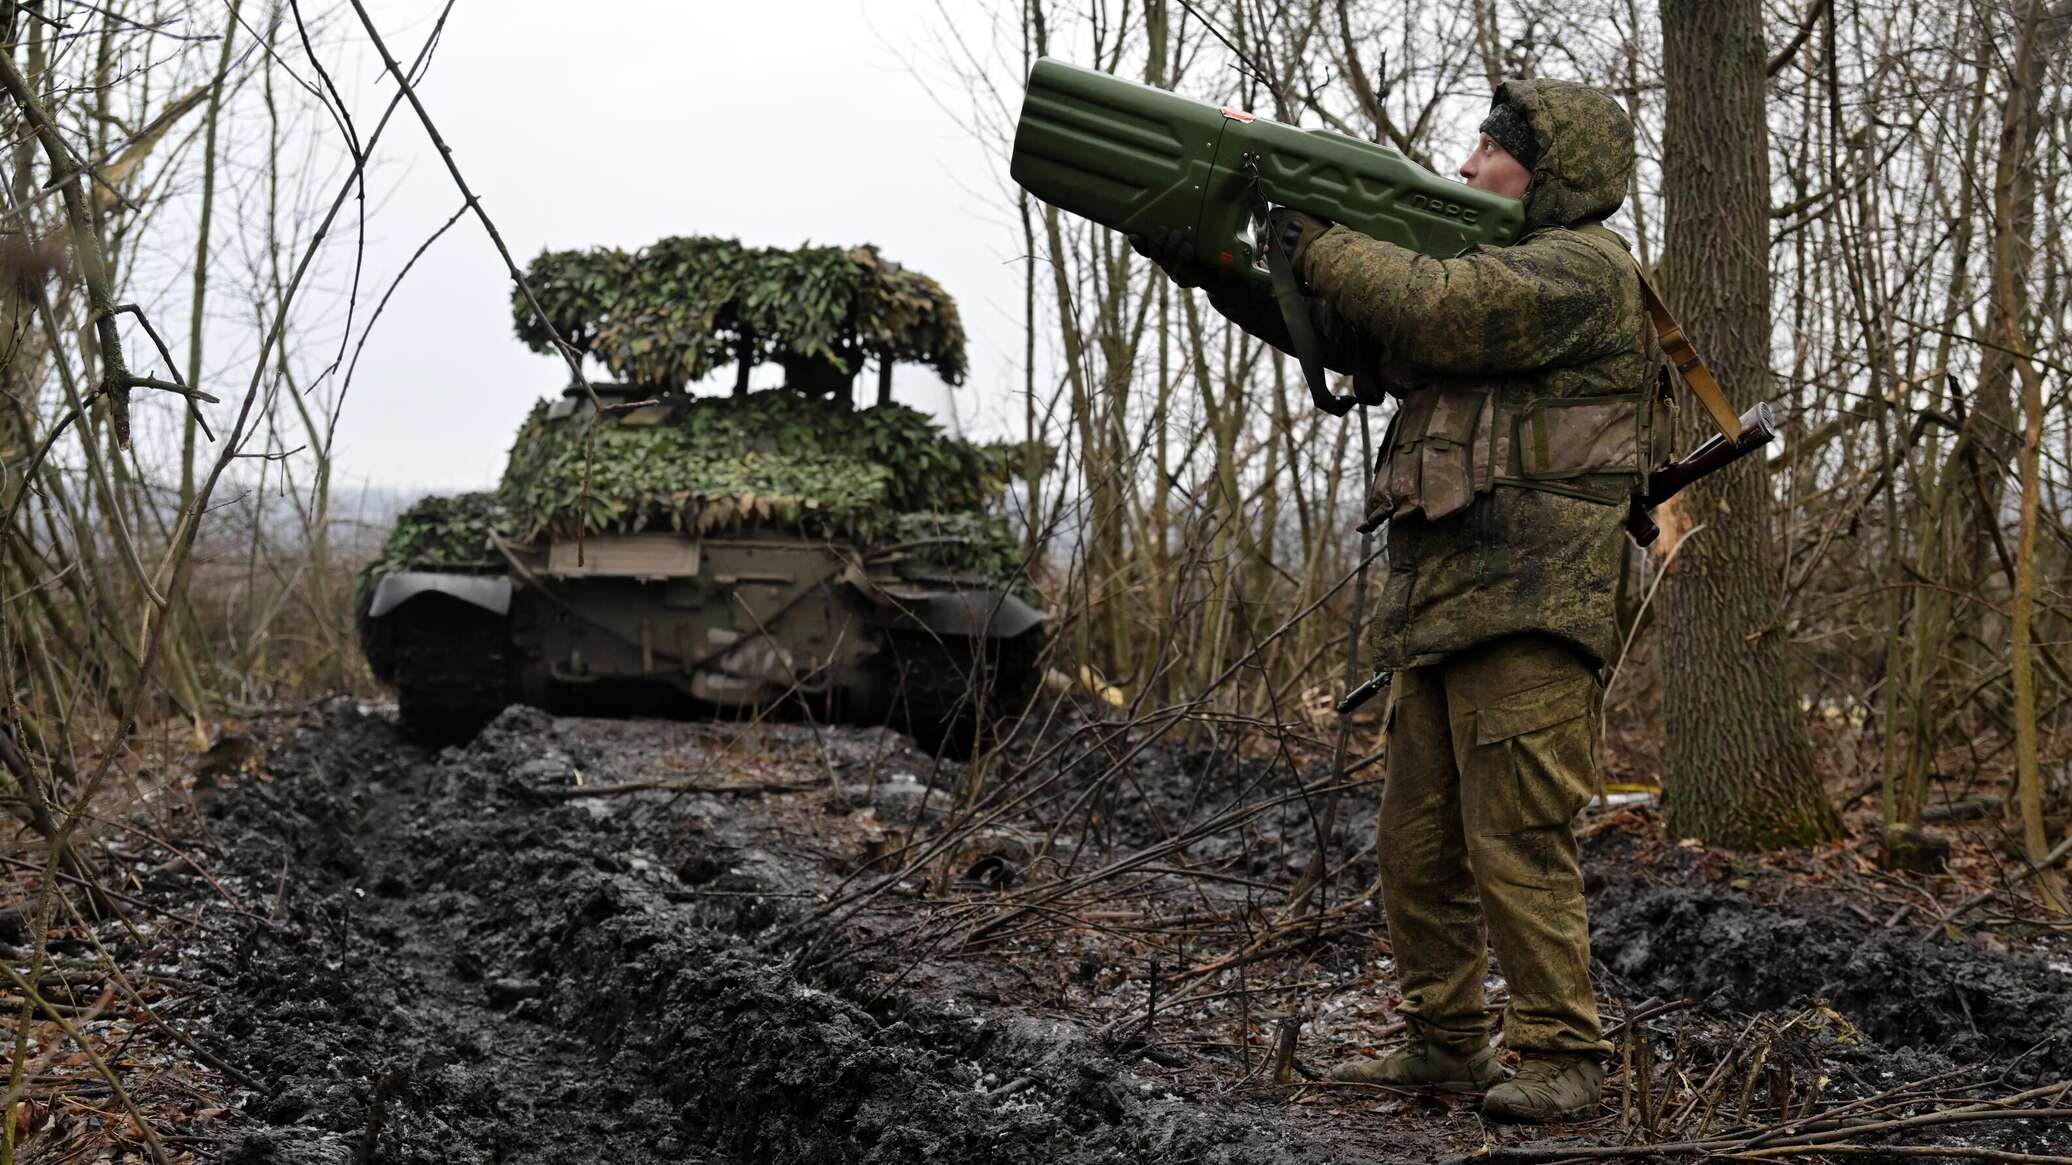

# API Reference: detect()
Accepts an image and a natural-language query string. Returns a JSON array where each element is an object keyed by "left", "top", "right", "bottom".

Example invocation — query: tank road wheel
[
  {"left": 885, "top": 628, "right": 1044, "bottom": 758},
  {"left": 382, "top": 593, "right": 514, "bottom": 745}
]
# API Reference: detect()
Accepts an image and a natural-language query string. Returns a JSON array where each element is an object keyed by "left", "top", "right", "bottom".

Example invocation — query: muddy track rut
[
  {"left": 161, "top": 702, "right": 2072, "bottom": 1163},
  {"left": 193, "top": 706, "right": 1449, "bottom": 1163}
]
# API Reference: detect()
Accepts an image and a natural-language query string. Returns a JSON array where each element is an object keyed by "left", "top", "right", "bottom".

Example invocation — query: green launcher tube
[{"left": 1011, "top": 58, "right": 1524, "bottom": 280}]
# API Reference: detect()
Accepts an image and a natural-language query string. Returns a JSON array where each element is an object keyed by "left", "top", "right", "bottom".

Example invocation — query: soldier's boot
[
  {"left": 1481, "top": 1054, "right": 1604, "bottom": 1122},
  {"left": 1328, "top": 1041, "right": 1503, "bottom": 1092}
]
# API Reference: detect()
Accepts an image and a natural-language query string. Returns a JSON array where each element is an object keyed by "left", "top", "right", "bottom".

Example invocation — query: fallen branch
[
  {"left": 1604, "top": 997, "right": 1696, "bottom": 1041},
  {"left": 1442, "top": 1082, "right": 2072, "bottom": 1164},
  {"left": 516, "top": 779, "right": 820, "bottom": 801},
  {"left": 1925, "top": 829, "right": 2072, "bottom": 938},
  {"left": 1721, "top": 1146, "right": 2072, "bottom": 1163}
]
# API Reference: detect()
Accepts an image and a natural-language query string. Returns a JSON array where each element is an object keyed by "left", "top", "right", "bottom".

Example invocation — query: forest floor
[{"left": 8, "top": 699, "right": 2072, "bottom": 1164}]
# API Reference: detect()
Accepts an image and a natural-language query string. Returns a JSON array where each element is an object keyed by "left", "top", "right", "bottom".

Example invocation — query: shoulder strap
[
  {"left": 1630, "top": 262, "right": 1746, "bottom": 444},
  {"left": 1268, "top": 233, "right": 1355, "bottom": 417}
]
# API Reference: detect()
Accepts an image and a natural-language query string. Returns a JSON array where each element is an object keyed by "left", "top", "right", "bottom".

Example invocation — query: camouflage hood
[{"left": 1493, "top": 79, "right": 1634, "bottom": 232}]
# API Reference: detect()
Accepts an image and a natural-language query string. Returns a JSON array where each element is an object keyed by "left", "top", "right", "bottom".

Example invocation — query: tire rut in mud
[
  {"left": 191, "top": 704, "right": 1429, "bottom": 1165},
  {"left": 170, "top": 704, "right": 2072, "bottom": 1162},
  {"left": 198, "top": 707, "right": 690, "bottom": 1163}
]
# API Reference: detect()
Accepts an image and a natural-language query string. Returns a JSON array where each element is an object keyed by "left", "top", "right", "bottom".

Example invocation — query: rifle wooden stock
[{"left": 1625, "top": 401, "right": 1777, "bottom": 547}]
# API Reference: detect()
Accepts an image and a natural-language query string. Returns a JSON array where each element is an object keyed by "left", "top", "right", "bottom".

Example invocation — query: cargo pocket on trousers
[{"left": 1473, "top": 674, "right": 1599, "bottom": 835}]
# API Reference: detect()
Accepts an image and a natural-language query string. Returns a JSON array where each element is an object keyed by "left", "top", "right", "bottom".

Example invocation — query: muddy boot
[
  {"left": 1481, "top": 1054, "right": 1603, "bottom": 1122},
  {"left": 1328, "top": 1041, "right": 1503, "bottom": 1092}
]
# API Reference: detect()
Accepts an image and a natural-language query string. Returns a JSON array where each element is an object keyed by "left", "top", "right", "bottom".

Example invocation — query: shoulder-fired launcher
[{"left": 1011, "top": 58, "right": 1524, "bottom": 288}]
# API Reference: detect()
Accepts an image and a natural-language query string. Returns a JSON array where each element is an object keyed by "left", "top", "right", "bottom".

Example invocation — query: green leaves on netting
[
  {"left": 884, "top": 512, "right": 1036, "bottom": 599},
  {"left": 497, "top": 391, "right": 998, "bottom": 545},
  {"left": 512, "top": 237, "right": 967, "bottom": 389},
  {"left": 364, "top": 491, "right": 510, "bottom": 578},
  {"left": 362, "top": 394, "right": 1034, "bottom": 595}
]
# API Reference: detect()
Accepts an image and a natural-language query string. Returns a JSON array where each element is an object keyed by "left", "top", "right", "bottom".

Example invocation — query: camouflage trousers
[{"left": 1375, "top": 633, "right": 1609, "bottom": 1059}]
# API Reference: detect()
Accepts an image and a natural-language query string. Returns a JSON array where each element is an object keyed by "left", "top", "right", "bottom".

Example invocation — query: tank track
[
  {"left": 371, "top": 593, "right": 515, "bottom": 745},
  {"left": 884, "top": 627, "right": 1044, "bottom": 758}
]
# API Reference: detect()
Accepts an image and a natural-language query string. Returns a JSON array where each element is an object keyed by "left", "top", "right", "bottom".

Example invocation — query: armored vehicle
[{"left": 357, "top": 238, "right": 1046, "bottom": 752}]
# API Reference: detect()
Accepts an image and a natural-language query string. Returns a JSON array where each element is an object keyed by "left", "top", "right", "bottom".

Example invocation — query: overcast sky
[{"left": 313, "top": 0, "right": 1022, "bottom": 493}]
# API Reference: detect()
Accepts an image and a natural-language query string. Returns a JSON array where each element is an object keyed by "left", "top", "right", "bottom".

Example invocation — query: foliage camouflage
[
  {"left": 363, "top": 491, "right": 509, "bottom": 578},
  {"left": 513, "top": 237, "right": 967, "bottom": 389},
  {"left": 366, "top": 393, "right": 1029, "bottom": 593},
  {"left": 886, "top": 512, "right": 1030, "bottom": 586},
  {"left": 498, "top": 393, "right": 998, "bottom": 539}
]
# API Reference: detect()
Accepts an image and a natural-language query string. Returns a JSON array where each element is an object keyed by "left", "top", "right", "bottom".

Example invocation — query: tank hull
[{"left": 361, "top": 531, "right": 1043, "bottom": 753}]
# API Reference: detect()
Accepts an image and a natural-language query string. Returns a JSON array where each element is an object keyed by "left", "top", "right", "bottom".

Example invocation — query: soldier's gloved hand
[
  {"left": 1128, "top": 226, "right": 1208, "bottom": 289},
  {"left": 1265, "top": 207, "right": 1333, "bottom": 283},
  {"left": 1346, "top": 335, "right": 1416, "bottom": 405}
]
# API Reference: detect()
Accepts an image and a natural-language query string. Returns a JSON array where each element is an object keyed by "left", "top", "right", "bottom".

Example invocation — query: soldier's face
[{"left": 1458, "top": 134, "right": 1532, "bottom": 200}]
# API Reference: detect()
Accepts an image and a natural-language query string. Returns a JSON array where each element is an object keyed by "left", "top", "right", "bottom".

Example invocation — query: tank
[{"left": 357, "top": 238, "right": 1047, "bottom": 753}]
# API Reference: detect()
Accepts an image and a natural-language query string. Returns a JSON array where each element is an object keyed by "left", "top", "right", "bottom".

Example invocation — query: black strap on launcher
[{"left": 1244, "top": 153, "right": 1359, "bottom": 418}]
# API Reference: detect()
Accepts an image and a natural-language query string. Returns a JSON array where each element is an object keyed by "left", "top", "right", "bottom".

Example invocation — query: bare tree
[{"left": 1634, "top": 0, "right": 1837, "bottom": 846}]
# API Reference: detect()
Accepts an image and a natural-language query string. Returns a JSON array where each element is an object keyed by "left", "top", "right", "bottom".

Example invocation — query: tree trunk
[
  {"left": 1657, "top": 0, "right": 1837, "bottom": 848},
  {"left": 1953, "top": 0, "right": 2070, "bottom": 694},
  {"left": 1993, "top": 0, "right": 2065, "bottom": 911},
  {"left": 182, "top": 0, "right": 243, "bottom": 514}
]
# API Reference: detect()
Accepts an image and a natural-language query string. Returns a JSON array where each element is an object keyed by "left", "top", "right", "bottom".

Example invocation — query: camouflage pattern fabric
[
  {"left": 1288, "top": 80, "right": 1642, "bottom": 1071},
  {"left": 1297, "top": 78, "right": 1650, "bottom": 671},
  {"left": 1376, "top": 634, "right": 1609, "bottom": 1058}
]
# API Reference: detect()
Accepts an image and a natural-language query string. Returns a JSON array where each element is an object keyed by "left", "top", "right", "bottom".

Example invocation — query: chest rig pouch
[
  {"left": 1356, "top": 225, "right": 1678, "bottom": 532},
  {"left": 1364, "top": 380, "right": 1668, "bottom": 531},
  {"left": 1514, "top": 389, "right": 1663, "bottom": 485},
  {"left": 1373, "top": 387, "right": 1497, "bottom": 524}
]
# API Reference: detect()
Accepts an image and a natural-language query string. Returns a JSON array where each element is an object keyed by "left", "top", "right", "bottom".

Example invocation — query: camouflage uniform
[{"left": 1229, "top": 81, "right": 1661, "bottom": 1063}]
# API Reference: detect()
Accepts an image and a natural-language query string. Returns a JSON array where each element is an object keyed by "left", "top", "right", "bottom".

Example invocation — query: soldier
[{"left": 1136, "top": 80, "right": 1660, "bottom": 1122}]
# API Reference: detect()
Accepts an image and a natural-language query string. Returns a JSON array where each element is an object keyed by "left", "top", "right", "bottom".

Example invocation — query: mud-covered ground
[{"left": 38, "top": 701, "right": 2072, "bottom": 1163}]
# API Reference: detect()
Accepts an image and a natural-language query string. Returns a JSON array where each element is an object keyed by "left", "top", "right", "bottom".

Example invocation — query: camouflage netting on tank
[
  {"left": 885, "top": 512, "right": 1030, "bottom": 584},
  {"left": 366, "top": 393, "right": 1029, "bottom": 593},
  {"left": 498, "top": 392, "right": 1002, "bottom": 538},
  {"left": 514, "top": 237, "right": 967, "bottom": 388},
  {"left": 364, "top": 491, "right": 509, "bottom": 578}
]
